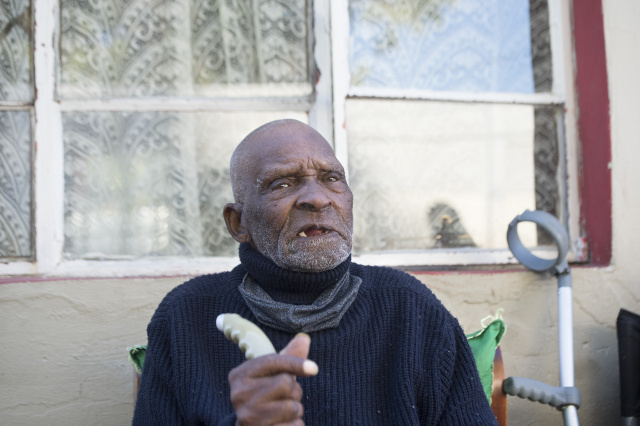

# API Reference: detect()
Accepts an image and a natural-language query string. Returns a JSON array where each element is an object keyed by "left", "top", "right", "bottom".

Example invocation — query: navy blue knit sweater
[{"left": 133, "top": 246, "right": 496, "bottom": 425}]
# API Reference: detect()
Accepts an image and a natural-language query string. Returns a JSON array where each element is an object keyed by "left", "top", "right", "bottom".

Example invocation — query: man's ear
[{"left": 223, "top": 203, "right": 251, "bottom": 243}]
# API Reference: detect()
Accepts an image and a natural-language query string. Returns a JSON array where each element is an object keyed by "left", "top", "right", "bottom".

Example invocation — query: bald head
[{"left": 230, "top": 119, "right": 333, "bottom": 203}]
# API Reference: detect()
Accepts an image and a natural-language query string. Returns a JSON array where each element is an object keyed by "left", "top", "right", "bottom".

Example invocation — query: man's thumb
[{"left": 280, "top": 333, "right": 311, "bottom": 359}]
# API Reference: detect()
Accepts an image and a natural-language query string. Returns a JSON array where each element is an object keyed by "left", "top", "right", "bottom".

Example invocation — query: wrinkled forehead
[{"left": 246, "top": 123, "right": 341, "bottom": 172}]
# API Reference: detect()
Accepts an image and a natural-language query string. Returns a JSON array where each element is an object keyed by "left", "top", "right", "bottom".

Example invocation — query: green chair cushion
[
  {"left": 466, "top": 312, "right": 506, "bottom": 403},
  {"left": 128, "top": 344, "right": 147, "bottom": 375}
]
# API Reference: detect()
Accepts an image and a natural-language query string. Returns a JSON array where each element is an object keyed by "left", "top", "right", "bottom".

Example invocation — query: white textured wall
[
  {"left": 1, "top": 1, "right": 638, "bottom": 425},
  {"left": 0, "top": 278, "right": 182, "bottom": 425}
]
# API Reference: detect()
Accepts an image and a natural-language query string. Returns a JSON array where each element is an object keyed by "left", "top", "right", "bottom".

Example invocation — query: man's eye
[{"left": 275, "top": 182, "right": 290, "bottom": 189}]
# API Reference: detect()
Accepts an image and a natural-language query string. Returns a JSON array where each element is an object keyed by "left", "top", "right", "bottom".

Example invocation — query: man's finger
[
  {"left": 234, "top": 373, "right": 303, "bottom": 402},
  {"left": 229, "top": 354, "right": 318, "bottom": 381},
  {"left": 235, "top": 399, "right": 304, "bottom": 425},
  {"left": 280, "top": 333, "right": 311, "bottom": 359},
  {"left": 273, "top": 421, "right": 305, "bottom": 426}
]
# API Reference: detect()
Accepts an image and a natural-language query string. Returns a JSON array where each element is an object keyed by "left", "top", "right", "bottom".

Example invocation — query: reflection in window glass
[
  {"left": 60, "top": 0, "right": 312, "bottom": 98},
  {"left": 349, "top": 0, "right": 552, "bottom": 94},
  {"left": 63, "top": 111, "right": 307, "bottom": 258},
  {"left": 346, "top": 99, "right": 560, "bottom": 253},
  {"left": 0, "top": 110, "right": 32, "bottom": 258},
  {"left": 0, "top": 0, "right": 33, "bottom": 102}
]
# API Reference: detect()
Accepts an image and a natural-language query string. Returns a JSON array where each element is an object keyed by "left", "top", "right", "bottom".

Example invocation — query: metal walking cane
[{"left": 505, "top": 210, "right": 581, "bottom": 426}]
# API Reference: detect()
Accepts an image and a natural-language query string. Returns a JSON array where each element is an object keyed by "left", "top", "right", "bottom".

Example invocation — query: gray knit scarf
[{"left": 238, "top": 271, "right": 362, "bottom": 333}]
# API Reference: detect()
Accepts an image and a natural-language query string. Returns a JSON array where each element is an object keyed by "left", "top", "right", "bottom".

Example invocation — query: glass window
[
  {"left": 0, "top": 111, "right": 32, "bottom": 258},
  {"left": 58, "top": 0, "right": 315, "bottom": 259},
  {"left": 347, "top": 100, "right": 560, "bottom": 252},
  {"left": 349, "top": 0, "right": 552, "bottom": 94},
  {"left": 63, "top": 110, "right": 307, "bottom": 259},
  {"left": 0, "top": 0, "right": 33, "bottom": 260},
  {"left": 0, "top": 0, "right": 33, "bottom": 102},
  {"left": 345, "top": 0, "right": 562, "bottom": 257},
  {"left": 60, "top": 0, "right": 313, "bottom": 98},
  {"left": 0, "top": 0, "right": 579, "bottom": 274}
]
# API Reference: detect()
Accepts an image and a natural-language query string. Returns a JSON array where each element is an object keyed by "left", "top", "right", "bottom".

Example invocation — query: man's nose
[{"left": 296, "top": 180, "right": 332, "bottom": 211}]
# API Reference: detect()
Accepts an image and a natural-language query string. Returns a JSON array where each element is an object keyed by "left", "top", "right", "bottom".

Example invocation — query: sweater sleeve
[
  {"left": 132, "top": 300, "right": 239, "bottom": 426},
  {"left": 132, "top": 311, "right": 188, "bottom": 426},
  {"left": 436, "top": 321, "right": 498, "bottom": 425}
]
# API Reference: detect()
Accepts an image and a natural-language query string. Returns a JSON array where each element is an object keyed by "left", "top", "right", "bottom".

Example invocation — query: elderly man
[{"left": 133, "top": 119, "right": 496, "bottom": 425}]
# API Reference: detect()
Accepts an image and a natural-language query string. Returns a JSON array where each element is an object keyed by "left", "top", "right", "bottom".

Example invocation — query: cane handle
[{"left": 216, "top": 313, "right": 276, "bottom": 360}]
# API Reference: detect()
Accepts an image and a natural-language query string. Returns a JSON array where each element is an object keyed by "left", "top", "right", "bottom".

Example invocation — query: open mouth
[{"left": 297, "top": 225, "right": 333, "bottom": 238}]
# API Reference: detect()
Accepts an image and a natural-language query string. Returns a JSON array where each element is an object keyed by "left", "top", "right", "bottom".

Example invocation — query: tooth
[{"left": 299, "top": 231, "right": 307, "bottom": 237}]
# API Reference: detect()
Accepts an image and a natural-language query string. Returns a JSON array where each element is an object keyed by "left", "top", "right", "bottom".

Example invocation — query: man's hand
[{"left": 229, "top": 333, "right": 318, "bottom": 426}]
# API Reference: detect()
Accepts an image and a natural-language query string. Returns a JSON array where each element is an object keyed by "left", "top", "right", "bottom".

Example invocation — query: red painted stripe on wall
[{"left": 573, "top": 0, "right": 612, "bottom": 265}]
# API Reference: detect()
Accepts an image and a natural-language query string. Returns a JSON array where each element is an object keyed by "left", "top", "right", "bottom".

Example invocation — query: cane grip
[{"left": 216, "top": 313, "right": 276, "bottom": 360}]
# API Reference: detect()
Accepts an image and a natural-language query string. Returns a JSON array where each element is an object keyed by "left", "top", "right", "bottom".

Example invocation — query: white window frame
[{"left": 0, "top": 0, "right": 582, "bottom": 277}]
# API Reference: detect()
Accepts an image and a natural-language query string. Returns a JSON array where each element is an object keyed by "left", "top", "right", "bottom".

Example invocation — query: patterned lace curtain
[
  {"left": 0, "top": 0, "right": 33, "bottom": 259},
  {"left": 347, "top": 0, "right": 557, "bottom": 253},
  {"left": 60, "top": 0, "right": 310, "bottom": 258}
]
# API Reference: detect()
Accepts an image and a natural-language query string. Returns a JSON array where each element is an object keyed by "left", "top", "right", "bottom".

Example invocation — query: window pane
[
  {"left": 0, "top": 0, "right": 33, "bottom": 102},
  {"left": 346, "top": 99, "right": 560, "bottom": 253},
  {"left": 60, "top": 0, "right": 312, "bottom": 98},
  {"left": 63, "top": 111, "right": 307, "bottom": 258},
  {"left": 0, "top": 110, "right": 32, "bottom": 258},
  {"left": 349, "top": 0, "right": 553, "bottom": 94}
]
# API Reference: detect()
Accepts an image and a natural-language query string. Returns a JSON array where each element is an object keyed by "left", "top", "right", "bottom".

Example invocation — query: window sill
[{"left": 1, "top": 241, "right": 589, "bottom": 280}]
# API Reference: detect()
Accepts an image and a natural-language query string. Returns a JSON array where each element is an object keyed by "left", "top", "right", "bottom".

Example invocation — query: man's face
[{"left": 241, "top": 123, "right": 353, "bottom": 272}]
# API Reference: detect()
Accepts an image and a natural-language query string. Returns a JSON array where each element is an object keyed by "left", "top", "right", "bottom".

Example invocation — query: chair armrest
[{"left": 491, "top": 346, "right": 507, "bottom": 426}]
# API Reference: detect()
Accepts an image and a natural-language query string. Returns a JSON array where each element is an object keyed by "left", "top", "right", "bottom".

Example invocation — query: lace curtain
[
  {"left": 347, "top": 0, "right": 558, "bottom": 252},
  {"left": 0, "top": 0, "right": 33, "bottom": 258},
  {"left": 349, "top": 0, "right": 540, "bottom": 93},
  {"left": 0, "top": 0, "right": 32, "bottom": 101},
  {"left": 60, "top": 0, "right": 310, "bottom": 258},
  {"left": 0, "top": 111, "right": 32, "bottom": 258}
]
